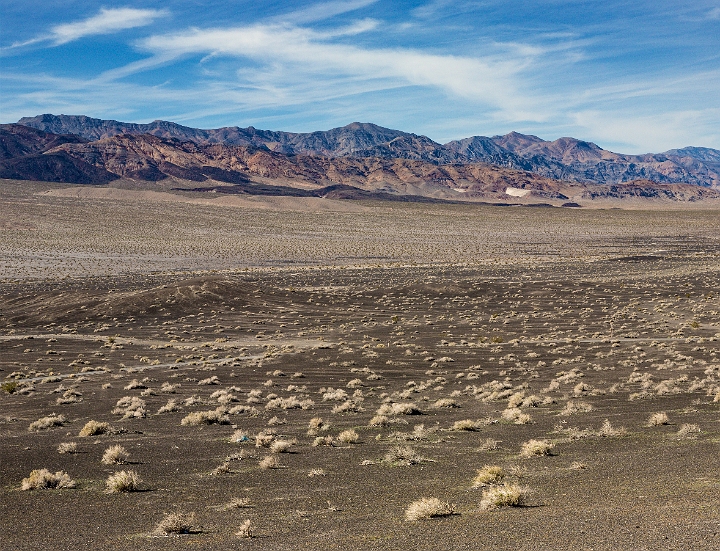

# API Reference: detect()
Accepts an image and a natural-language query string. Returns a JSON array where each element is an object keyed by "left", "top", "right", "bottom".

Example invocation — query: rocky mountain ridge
[
  {"left": 2, "top": 123, "right": 719, "bottom": 203},
  {"left": 16, "top": 114, "right": 720, "bottom": 188}
]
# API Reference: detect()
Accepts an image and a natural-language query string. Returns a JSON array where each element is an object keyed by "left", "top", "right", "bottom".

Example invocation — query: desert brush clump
[
  {"left": 153, "top": 512, "right": 195, "bottom": 535},
  {"left": 560, "top": 400, "right": 593, "bottom": 416},
  {"left": 383, "top": 445, "right": 425, "bottom": 466},
  {"left": 520, "top": 439, "right": 554, "bottom": 457},
  {"left": 112, "top": 396, "right": 146, "bottom": 419},
  {"left": 259, "top": 455, "right": 280, "bottom": 469},
  {"left": 269, "top": 439, "right": 296, "bottom": 453},
  {"left": 472, "top": 465, "right": 505, "bottom": 487},
  {"left": 78, "top": 420, "right": 110, "bottom": 437},
  {"left": 404, "top": 497, "right": 455, "bottom": 521},
  {"left": 337, "top": 429, "right": 360, "bottom": 443},
  {"left": 180, "top": 408, "right": 229, "bottom": 426},
  {"left": 235, "top": 519, "right": 254, "bottom": 538},
  {"left": 29, "top": 414, "right": 66, "bottom": 432},
  {"left": 479, "top": 483, "right": 529, "bottom": 509},
  {"left": 106, "top": 470, "right": 141, "bottom": 493},
  {"left": 647, "top": 412, "right": 670, "bottom": 426},
  {"left": 597, "top": 419, "right": 627, "bottom": 437},
  {"left": 450, "top": 419, "right": 485, "bottom": 431},
  {"left": 676, "top": 423, "right": 701, "bottom": 438},
  {"left": 376, "top": 402, "right": 423, "bottom": 416},
  {"left": 57, "top": 442, "right": 78, "bottom": 454},
  {"left": 307, "top": 417, "right": 329, "bottom": 436},
  {"left": 101, "top": 445, "right": 129, "bottom": 465},
  {"left": 21, "top": 469, "right": 76, "bottom": 490}
]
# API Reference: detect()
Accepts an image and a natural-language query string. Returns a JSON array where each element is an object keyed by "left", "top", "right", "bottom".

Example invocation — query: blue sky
[{"left": 1, "top": 1, "right": 719, "bottom": 153}]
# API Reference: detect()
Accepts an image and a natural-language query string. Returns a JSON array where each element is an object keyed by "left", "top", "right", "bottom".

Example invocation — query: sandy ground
[{"left": 0, "top": 179, "right": 719, "bottom": 550}]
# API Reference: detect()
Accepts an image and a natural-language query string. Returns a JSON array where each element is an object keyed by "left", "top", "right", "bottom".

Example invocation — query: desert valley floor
[{"left": 1, "top": 180, "right": 719, "bottom": 550}]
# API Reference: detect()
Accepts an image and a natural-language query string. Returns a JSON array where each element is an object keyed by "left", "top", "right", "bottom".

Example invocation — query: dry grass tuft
[
  {"left": 479, "top": 483, "right": 529, "bottom": 509},
  {"left": 472, "top": 465, "right": 505, "bottom": 487},
  {"left": 153, "top": 512, "right": 195, "bottom": 535},
  {"left": 478, "top": 438, "right": 500, "bottom": 451},
  {"left": 235, "top": 519, "right": 253, "bottom": 538},
  {"left": 269, "top": 439, "right": 296, "bottom": 453},
  {"left": 404, "top": 497, "right": 455, "bottom": 521},
  {"left": 78, "top": 420, "right": 110, "bottom": 437},
  {"left": 101, "top": 445, "right": 129, "bottom": 465},
  {"left": 259, "top": 455, "right": 280, "bottom": 469},
  {"left": 450, "top": 419, "right": 484, "bottom": 431},
  {"left": 21, "top": 469, "right": 76, "bottom": 490},
  {"left": 559, "top": 400, "right": 593, "bottom": 416},
  {"left": 676, "top": 423, "right": 701, "bottom": 438},
  {"left": 520, "top": 439, "right": 554, "bottom": 457},
  {"left": 57, "top": 442, "right": 77, "bottom": 454},
  {"left": 376, "top": 402, "right": 423, "bottom": 416},
  {"left": 180, "top": 408, "right": 229, "bottom": 426},
  {"left": 597, "top": 419, "right": 627, "bottom": 437},
  {"left": 337, "top": 429, "right": 360, "bottom": 443},
  {"left": 28, "top": 414, "right": 66, "bottom": 432},
  {"left": 383, "top": 445, "right": 425, "bottom": 466},
  {"left": 106, "top": 470, "right": 141, "bottom": 493},
  {"left": 368, "top": 415, "right": 389, "bottom": 427},
  {"left": 647, "top": 412, "right": 670, "bottom": 426}
]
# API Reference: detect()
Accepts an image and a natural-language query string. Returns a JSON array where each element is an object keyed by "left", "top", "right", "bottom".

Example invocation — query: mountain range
[
  {"left": 16, "top": 114, "right": 720, "bottom": 189},
  {"left": 2, "top": 114, "right": 720, "bottom": 203}
]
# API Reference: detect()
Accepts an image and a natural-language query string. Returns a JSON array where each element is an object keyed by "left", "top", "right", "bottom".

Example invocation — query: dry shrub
[
  {"left": 520, "top": 439, "right": 554, "bottom": 457},
  {"left": 236, "top": 519, "right": 253, "bottom": 538},
  {"left": 101, "top": 445, "right": 129, "bottom": 465},
  {"left": 153, "top": 512, "right": 195, "bottom": 535},
  {"left": 124, "top": 379, "right": 146, "bottom": 390},
  {"left": 21, "top": 469, "right": 76, "bottom": 490},
  {"left": 28, "top": 414, "right": 66, "bottom": 432},
  {"left": 472, "top": 465, "right": 505, "bottom": 487},
  {"left": 106, "top": 470, "right": 141, "bottom": 493},
  {"left": 312, "top": 435, "right": 335, "bottom": 447},
  {"left": 332, "top": 400, "right": 364, "bottom": 414},
  {"left": 560, "top": 400, "right": 593, "bottom": 415},
  {"left": 322, "top": 388, "right": 348, "bottom": 401},
  {"left": 433, "top": 398, "right": 459, "bottom": 409},
  {"left": 479, "top": 483, "right": 529, "bottom": 509},
  {"left": 307, "top": 417, "right": 328, "bottom": 435},
  {"left": 255, "top": 431, "right": 276, "bottom": 448},
  {"left": 478, "top": 438, "right": 500, "bottom": 451},
  {"left": 597, "top": 419, "right": 627, "bottom": 437},
  {"left": 112, "top": 396, "right": 146, "bottom": 419},
  {"left": 78, "top": 420, "right": 110, "bottom": 437},
  {"left": 57, "top": 442, "right": 77, "bottom": 454},
  {"left": 198, "top": 376, "right": 220, "bottom": 385},
  {"left": 180, "top": 408, "right": 229, "bottom": 426},
  {"left": 368, "top": 415, "right": 388, "bottom": 427},
  {"left": 502, "top": 408, "right": 532, "bottom": 425},
  {"left": 376, "top": 402, "right": 423, "bottom": 416},
  {"left": 405, "top": 497, "right": 455, "bottom": 521},
  {"left": 269, "top": 439, "right": 296, "bottom": 453},
  {"left": 157, "top": 399, "right": 180, "bottom": 414},
  {"left": 647, "top": 412, "right": 669, "bottom": 426},
  {"left": 308, "top": 468, "right": 326, "bottom": 477},
  {"left": 383, "top": 445, "right": 424, "bottom": 466},
  {"left": 450, "top": 419, "right": 484, "bottom": 431},
  {"left": 676, "top": 423, "right": 701, "bottom": 438},
  {"left": 259, "top": 455, "right": 280, "bottom": 469},
  {"left": 337, "top": 429, "right": 360, "bottom": 443}
]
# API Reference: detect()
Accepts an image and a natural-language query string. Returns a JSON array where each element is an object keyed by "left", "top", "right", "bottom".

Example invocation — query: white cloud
[
  {"left": 708, "top": 7, "right": 720, "bottom": 19},
  {"left": 136, "top": 23, "right": 540, "bottom": 120},
  {"left": 570, "top": 109, "right": 720, "bottom": 153},
  {"left": 51, "top": 7, "right": 168, "bottom": 45},
  {"left": 271, "top": 0, "right": 379, "bottom": 25},
  {"left": 5, "top": 7, "right": 168, "bottom": 49}
]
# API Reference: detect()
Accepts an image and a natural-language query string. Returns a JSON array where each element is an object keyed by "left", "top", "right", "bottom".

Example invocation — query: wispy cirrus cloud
[
  {"left": 135, "top": 23, "right": 542, "bottom": 120},
  {"left": 7, "top": 7, "right": 168, "bottom": 49}
]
